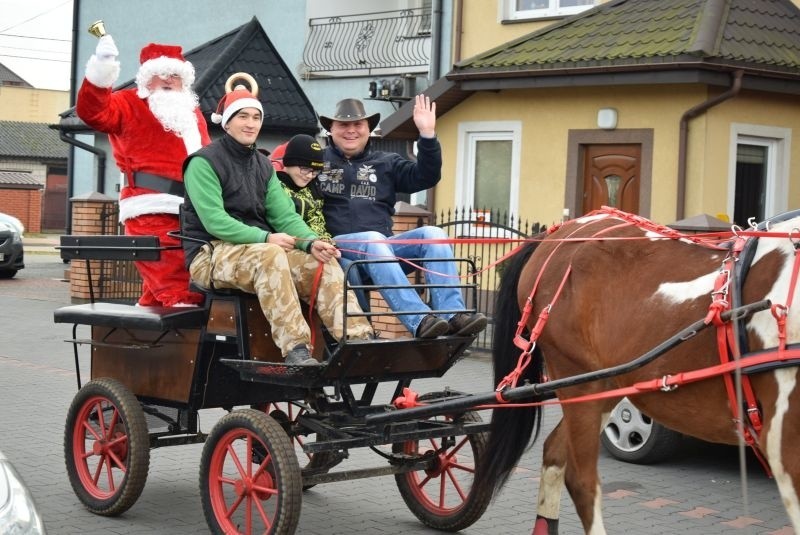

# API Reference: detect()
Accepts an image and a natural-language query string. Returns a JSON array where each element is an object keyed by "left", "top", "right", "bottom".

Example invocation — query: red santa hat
[
  {"left": 135, "top": 43, "right": 195, "bottom": 98},
  {"left": 211, "top": 85, "right": 264, "bottom": 125}
]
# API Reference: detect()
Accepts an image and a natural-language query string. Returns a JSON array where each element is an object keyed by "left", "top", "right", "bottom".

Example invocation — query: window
[
  {"left": 456, "top": 122, "right": 521, "bottom": 233},
  {"left": 504, "top": 0, "right": 597, "bottom": 20},
  {"left": 727, "top": 124, "right": 790, "bottom": 226}
]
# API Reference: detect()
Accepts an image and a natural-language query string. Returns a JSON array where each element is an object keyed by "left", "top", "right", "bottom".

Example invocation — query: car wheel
[
  {"left": 0, "top": 269, "right": 17, "bottom": 279},
  {"left": 601, "top": 397, "right": 683, "bottom": 464}
]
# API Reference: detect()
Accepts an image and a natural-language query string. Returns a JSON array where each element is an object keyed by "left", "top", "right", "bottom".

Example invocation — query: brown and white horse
[{"left": 476, "top": 208, "right": 800, "bottom": 534}]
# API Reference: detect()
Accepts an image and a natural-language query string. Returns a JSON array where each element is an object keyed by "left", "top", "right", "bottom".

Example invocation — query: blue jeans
[{"left": 334, "top": 226, "right": 465, "bottom": 335}]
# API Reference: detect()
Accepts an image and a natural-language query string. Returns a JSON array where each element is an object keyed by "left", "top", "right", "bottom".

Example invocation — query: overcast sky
[{"left": 0, "top": 0, "right": 72, "bottom": 91}]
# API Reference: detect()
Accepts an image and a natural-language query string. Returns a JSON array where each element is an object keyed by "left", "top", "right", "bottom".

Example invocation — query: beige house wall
[
  {"left": 687, "top": 90, "right": 800, "bottom": 220},
  {"left": 456, "top": 0, "right": 613, "bottom": 61},
  {"left": 436, "top": 82, "right": 800, "bottom": 225},
  {"left": 0, "top": 86, "right": 69, "bottom": 124}
]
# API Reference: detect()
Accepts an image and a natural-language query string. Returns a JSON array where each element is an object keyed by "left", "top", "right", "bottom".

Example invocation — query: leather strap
[{"left": 128, "top": 172, "right": 185, "bottom": 196}]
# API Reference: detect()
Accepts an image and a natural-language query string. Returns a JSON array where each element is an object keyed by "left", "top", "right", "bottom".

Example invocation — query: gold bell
[{"left": 88, "top": 20, "right": 106, "bottom": 38}]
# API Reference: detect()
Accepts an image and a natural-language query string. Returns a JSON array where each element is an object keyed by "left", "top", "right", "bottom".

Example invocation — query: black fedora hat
[{"left": 319, "top": 98, "right": 380, "bottom": 133}]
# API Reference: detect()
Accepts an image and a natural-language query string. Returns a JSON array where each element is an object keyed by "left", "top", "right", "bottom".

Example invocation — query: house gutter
[
  {"left": 58, "top": 131, "right": 107, "bottom": 195},
  {"left": 676, "top": 69, "right": 743, "bottom": 220}
]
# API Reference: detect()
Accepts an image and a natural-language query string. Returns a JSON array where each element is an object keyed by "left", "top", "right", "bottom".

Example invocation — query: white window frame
[
  {"left": 455, "top": 121, "right": 522, "bottom": 236},
  {"left": 501, "top": 0, "right": 597, "bottom": 21},
  {"left": 727, "top": 123, "right": 791, "bottom": 222}
]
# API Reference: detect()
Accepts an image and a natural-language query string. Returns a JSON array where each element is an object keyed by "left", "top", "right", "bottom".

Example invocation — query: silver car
[
  {"left": 0, "top": 449, "right": 46, "bottom": 534},
  {"left": 0, "top": 212, "right": 25, "bottom": 279}
]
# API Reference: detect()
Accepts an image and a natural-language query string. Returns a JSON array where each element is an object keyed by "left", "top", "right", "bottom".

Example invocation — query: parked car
[
  {"left": 601, "top": 397, "right": 683, "bottom": 464},
  {"left": 0, "top": 212, "right": 25, "bottom": 279},
  {"left": 0, "top": 449, "right": 46, "bottom": 534}
]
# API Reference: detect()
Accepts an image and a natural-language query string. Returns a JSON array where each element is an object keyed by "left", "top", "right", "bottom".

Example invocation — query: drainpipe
[
  {"left": 429, "top": 0, "right": 443, "bottom": 84},
  {"left": 59, "top": 131, "right": 107, "bottom": 195},
  {"left": 676, "top": 69, "right": 743, "bottom": 220}
]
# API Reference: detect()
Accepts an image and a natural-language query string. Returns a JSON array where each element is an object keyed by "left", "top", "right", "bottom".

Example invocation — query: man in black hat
[{"left": 317, "top": 95, "right": 487, "bottom": 339}]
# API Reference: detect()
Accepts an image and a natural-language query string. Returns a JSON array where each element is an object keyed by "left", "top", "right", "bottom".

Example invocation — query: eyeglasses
[{"left": 299, "top": 167, "right": 320, "bottom": 177}]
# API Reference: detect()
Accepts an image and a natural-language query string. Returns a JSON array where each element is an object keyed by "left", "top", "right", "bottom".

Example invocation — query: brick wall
[
  {"left": 0, "top": 187, "right": 42, "bottom": 233},
  {"left": 67, "top": 193, "right": 125, "bottom": 301}
]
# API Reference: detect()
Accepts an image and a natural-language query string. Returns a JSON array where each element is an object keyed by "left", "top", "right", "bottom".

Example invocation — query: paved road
[{"left": 0, "top": 247, "right": 793, "bottom": 534}]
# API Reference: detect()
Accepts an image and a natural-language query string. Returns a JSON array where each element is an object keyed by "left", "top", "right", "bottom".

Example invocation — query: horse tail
[{"left": 476, "top": 239, "right": 545, "bottom": 494}]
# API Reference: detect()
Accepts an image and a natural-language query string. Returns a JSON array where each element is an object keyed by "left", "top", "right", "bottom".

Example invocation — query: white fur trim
[
  {"left": 119, "top": 193, "right": 183, "bottom": 222},
  {"left": 85, "top": 55, "right": 121, "bottom": 88},
  {"left": 182, "top": 126, "right": 202, "bottom": 155},
  {"left": 135, "top": 56, "right": 195, "bottom": 98},
  {"left": 221, "top": 97, "right": 263, "bottom": 125}
]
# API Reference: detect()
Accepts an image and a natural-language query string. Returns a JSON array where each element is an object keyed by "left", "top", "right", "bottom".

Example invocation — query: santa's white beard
[
  {"left": 148, "top": 89, "right": 199, "bottom": 138},
  {"left": 148, "top": 89, "right": 203, "bottom": 153}
]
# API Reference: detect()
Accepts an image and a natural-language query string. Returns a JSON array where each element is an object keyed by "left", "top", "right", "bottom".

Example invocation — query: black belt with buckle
[{"left": 129, "top": 172, "right": 185, "bottom": 196}]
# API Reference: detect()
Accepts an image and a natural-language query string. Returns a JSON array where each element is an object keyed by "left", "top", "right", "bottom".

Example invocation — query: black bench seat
[{"left": 54, "top": 303, "right": 206, "bottom": 331}]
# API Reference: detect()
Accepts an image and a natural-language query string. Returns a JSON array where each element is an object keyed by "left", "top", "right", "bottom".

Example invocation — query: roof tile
[
  {"left": 0, "top": 121, "right": 68, "bottom": 159},
  {"left": 455, "top": 0, "right": 800, "bottom": 75}
]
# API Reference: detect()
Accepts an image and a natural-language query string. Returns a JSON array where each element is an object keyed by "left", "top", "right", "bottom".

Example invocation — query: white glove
[{"left": 95, "top": 35, "right": 119, "bottom": 61}]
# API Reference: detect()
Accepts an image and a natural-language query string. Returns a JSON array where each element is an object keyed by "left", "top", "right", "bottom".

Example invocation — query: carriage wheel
[
  {"left": 200, "top": 409, "right": 302, "bottom": 534},
  {"left": 64, "top": 377, "right": 150, "bottom": 516},
  {"left": 264, "top": 401, "right": 335, "bottom": 490},
  {"left": 392, "top": 392, "right": 491, "bottom": 532}
]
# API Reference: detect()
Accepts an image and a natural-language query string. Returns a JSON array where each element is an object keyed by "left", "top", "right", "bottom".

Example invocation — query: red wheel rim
[
  {"left": 208, "top": 428, "right": 280, "bottom": 534},
  {"left": 401, "top": 434, "right": 476, "bottom": 515},
  {"left": 72, "top": 395, "right": 129, "bottom": 500},
  {"left": 267, "top": 403, "right": 312, "bottom": 463}
]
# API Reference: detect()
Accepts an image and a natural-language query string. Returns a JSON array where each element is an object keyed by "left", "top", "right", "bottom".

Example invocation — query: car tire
[
  {"left": 601, "top": 397, "right": 683, "bottom": 464},
  {"left": 0, "top": 269, "right": 16, "bottom": 279}
]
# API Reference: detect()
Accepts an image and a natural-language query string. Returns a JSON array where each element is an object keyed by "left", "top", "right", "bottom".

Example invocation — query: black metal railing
[
  {"left": 94, "top": 204, "right": 142, "bottom": 303},
  {"left": 80, "top": 205, "right": 541, "bottom": 352},
  {"left": 303, "top": 9, "right": 431, "bottom": 74}
]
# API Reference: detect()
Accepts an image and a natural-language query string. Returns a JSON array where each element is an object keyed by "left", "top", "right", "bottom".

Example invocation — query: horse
[{"left": 475, "top": 208, "right": 800, "bottom": 534}]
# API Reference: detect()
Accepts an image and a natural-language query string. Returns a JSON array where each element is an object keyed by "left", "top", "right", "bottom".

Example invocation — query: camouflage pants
[{"left": 189, "top": 241, "right": 373, "bottom": 356}]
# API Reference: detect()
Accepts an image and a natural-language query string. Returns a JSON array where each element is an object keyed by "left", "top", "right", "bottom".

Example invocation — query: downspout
[
  {"left": 676, "top": 69, "right": 743, "bottom": 220},
  {"left": 65, "top": 0, "right": 81, "bottom": 233},
  {"left": 429, "top": 0, "right": 443, "bottom": 84},
  {"left": 59, "top": 131, "right": 107, "bottom": 195},
  {"left": 423, "top": 0, "right": 444, "bottom": 212}
]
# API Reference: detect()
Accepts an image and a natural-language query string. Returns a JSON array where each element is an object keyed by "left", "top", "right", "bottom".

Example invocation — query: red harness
[{"left": 495, "top": 208, "right": 800, "bottom": 475}]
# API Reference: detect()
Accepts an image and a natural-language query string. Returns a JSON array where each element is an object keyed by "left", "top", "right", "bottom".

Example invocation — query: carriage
[
  {"left": 53, "top": 205, "right": 800, "bottom": 534},
  {"left": 53, "top": 234, "right": 493, "bottom": 534}
]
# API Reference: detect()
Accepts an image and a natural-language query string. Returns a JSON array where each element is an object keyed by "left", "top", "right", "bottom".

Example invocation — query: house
[
  {"left": 63, "top": 1, "right": 441, "bottom": 204},
  {"left": 0, "top": 63, "right": 70, "bottom": 231},
  {"left": 381, "top": 0, "right": 800, "bottom": 227},
  {"left": 60, "top": 16, "right": 319, "bottom": 201}
]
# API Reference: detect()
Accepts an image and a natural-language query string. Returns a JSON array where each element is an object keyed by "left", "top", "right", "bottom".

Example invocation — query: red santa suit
[{"left": 77, "top": 41, "right": 210, "bottom": 306}]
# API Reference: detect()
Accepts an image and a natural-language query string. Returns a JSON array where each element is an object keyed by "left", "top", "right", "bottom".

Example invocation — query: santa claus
[{"left": 77, "top": 35, "right": 210, "bottom": 306}]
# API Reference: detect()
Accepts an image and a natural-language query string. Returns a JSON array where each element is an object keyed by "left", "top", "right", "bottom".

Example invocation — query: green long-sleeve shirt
[{"left": 184, "top": 156, "right": 317, "bottom": 251}]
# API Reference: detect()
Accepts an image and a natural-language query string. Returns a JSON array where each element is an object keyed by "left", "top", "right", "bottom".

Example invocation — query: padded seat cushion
[{"left": 53, "top": 303, "right": 205, "bottom": 331}]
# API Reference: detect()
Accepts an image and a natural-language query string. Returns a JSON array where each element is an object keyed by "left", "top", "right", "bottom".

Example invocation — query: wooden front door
[{"left": 582, "top": 144, "right": 641, "bottom": 214}]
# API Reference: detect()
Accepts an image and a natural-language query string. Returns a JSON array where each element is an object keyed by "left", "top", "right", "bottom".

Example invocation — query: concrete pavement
[{"left": 0, "top": 249, "right": 793, "bottom": 534}]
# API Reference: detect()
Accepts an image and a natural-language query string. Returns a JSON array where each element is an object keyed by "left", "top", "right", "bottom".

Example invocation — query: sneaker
[
  {"left": 415, "top": 315, "right": 449, "bottom": 338},
  {"left": 284, "top": 344, "right": 321, "bottom": 366},
  {"left": 448, "top": 312, "right": 488, "bottom": 336}
]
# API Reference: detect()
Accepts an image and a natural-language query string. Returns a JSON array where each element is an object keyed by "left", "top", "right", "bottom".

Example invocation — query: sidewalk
[{"left": 23, "top": 233, "right": 60, "bottom": 255}]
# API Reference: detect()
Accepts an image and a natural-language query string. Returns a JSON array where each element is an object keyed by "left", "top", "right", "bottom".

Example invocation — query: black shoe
[
  {"left": 448, "top": 312, "right": 488, "bottom": 336},
  {"left": 284, "top": 344, "right": 321, "bottom": 366},
  {"left": 415, "top": 315, "right": 449, "bottom": 338}
]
